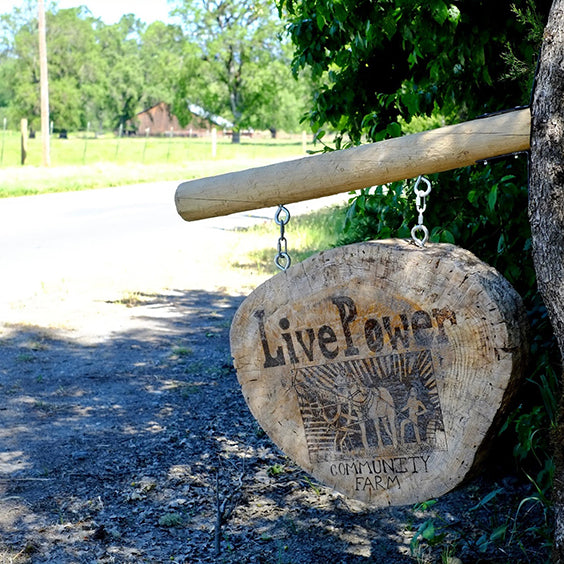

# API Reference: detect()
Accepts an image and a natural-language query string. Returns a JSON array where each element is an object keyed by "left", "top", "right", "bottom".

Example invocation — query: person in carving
[
  {"left": 400, "top": 388, "right": 428, "bottom": 444},
  {"left": 322, "top": 369, "right": 368, "bottom": 452}
]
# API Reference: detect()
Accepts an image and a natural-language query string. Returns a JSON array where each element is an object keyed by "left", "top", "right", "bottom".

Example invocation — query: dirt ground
[{"left": 0, "top": 192, "right": 551, "bottom": 563}]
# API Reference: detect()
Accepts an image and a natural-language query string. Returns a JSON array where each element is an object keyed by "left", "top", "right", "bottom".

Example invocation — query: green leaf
[
  {"left": 315, "top": 12, "right": 326, "bottom": 30},
  {"left": 497, "top": 233, "right": 506, "bottom": 254},
  {"left": 381, "top": 15, "right": 397, "bottom": 38},
  {"left": 488, "top": 184, "right": 498, "bottom": 212},
  {"left": 447, "top": 4, "right": 461, "bottom": 24},
  {"left": 469, "top": 487, "right": 504, "bottom": 511},
  {"left": 440, "top": 229, "right": 455, "bottom": 243},
  {"left": 431, "top": 1, "right": 449, "bottom": 25},
  {"left": 420, "top": 521, "right": 436, "bottom": 540},
  {"left": 386, "top": 121, "right": 401, "bottom": 138},
  {"left": 490, "top": 523, "right": 508, "bottom": 541}
]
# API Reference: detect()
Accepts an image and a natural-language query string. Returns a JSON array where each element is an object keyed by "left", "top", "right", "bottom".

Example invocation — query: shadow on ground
[{"left": 0, "top": 289, "right": 550, "bottom": 563}]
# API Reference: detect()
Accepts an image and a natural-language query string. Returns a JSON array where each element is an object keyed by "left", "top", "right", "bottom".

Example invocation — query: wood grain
[
  {"left": 230, "top": 240, "right": 529, "bottom": 506},
  {"left": 176, "top": 108, "right": 530, "bottom": 221}
]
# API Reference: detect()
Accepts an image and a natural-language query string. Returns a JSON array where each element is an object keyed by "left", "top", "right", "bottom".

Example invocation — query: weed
[
  {"left": 15, "top": 353, "right": 34, "bottom": 363},
  {"left": 301, "top": 476, "right": 322, "bottom": 495},
  {"left": 170, "top": 346, "right": 193, "bottom": 358},
  {"left": 33, "top": 401, "right": 55, "bottom": 414},
  {"left": 113, "top": 291, "right": 147, "bottom": 307},
  {"left": 158, "top": 512, "right": 184, "bottom": 527},
  {"left": 180, "top": 384, "right": 202, "bottom": 398},
  {"left": 267, "top": 463, "right": 286, "bottom": 476},
  {"left": 24, "top": 340, "right": 48, "bottom": 351},
  {"left": 410, "top": 509, "right": 447, "bottom": 557}
]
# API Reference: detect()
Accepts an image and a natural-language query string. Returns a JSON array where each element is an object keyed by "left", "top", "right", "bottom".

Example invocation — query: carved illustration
[
  {"left": 292, "top": 350, "right": 446, "bottom": 462},
  {"left": 400, "top": 389, "right": 427, "bottom": 444}
]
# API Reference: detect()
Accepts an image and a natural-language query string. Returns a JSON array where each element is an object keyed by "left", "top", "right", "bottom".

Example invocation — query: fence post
[
  {"left": 167, "top": 126, "right": 173, "bottom": 162},
  {"left": 20, "top": 118, "right": 28, "bottom": 165},
  {"left": 142, "top": 127, "right": 150, "bottom": 163},
  {"left": 114, "top": 122, "right": 123, "bottom": 160},
  {"left": 82, "top": 121, "right": 90, "bottom": 164},
  {"left": 211, "top": 127, "right": 217, "bottom": 158},
  {"left": 1, "top": 117, "right": 6, "bottom": 166}
]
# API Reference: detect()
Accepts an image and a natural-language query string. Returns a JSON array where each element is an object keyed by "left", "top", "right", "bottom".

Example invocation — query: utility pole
[{"left": 38, "top": 0, "right": 50, "bottom": 166}]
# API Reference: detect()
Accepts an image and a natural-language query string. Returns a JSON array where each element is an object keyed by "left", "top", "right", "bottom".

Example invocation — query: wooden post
[
  {"left": 211, "top": 127, "right": 217, "bottom": 158},
  {"left": 114, "top": 122, "right": 123, "bottom": 160},
  {"left": 82, "top": 121, "right": 90, "bottom": 165},
  {"left": 38, "top": 0, "right": 50, "bottom": 167},
  {"left": 175, "top": 108, "right": 530, "bottom": 221},
  {"left": 167, "top": 126, "right": 173, "bottom": 162},
  {"left": 20, "top": 118, "right": 28, "bottom": 166},
  {"left": 1, "top": 117, "right": 6, "bottom": 166},
  {"left": 142, "top": 127, "right": 150, "bottom": 163}
]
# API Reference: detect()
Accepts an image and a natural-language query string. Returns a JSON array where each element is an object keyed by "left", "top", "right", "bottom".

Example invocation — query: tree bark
[{"left": 529, "top": 0, "right": 564, "bottom": 560}]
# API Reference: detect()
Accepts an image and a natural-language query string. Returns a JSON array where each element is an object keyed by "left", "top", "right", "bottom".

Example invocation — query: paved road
[{"left": 0, "top": 181, "right": 349, "bottom": 338}]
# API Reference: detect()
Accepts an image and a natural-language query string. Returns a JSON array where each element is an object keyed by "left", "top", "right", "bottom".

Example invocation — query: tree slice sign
[{"left": 230, "top": 240, "right": 528, "bottom": 506}]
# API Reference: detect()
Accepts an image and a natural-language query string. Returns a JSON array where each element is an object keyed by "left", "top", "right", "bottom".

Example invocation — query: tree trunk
[{"left": 529, "top": 0, "right": 564, "bottom": 560}]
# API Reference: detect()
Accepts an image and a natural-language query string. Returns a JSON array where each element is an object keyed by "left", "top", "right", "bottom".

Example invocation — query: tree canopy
[
  {"left": 0, "top": 0, "right": 311, "bottom": 136},
  {"left": 171, "top": 0, "right": 311, "bottom": 140},
  {"left": 279, "top": 0, "right": 552, "bottom": 147}
]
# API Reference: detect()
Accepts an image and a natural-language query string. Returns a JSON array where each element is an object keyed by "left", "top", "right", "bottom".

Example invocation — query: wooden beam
[{"left": 175, "top": 107, "right": 530, "bottom": 221}]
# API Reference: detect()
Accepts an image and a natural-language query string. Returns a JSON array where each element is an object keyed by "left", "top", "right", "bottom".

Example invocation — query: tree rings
[{"left": 230, "top": 240, "right": 529, "bottom": 506}]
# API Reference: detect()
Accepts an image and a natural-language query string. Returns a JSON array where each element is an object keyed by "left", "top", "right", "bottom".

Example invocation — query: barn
[{"left": 131, "top": 102, "right": 225, "bottom": 136}]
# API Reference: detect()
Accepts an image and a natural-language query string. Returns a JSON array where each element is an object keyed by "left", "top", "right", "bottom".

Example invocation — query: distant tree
[
  {"left": 0, "top": 2, "right": 42, "bottom": 127},
  {"left": 172, "top": 0, "right": 308, "bottom": 141},
  {"left": 236, "top": 45, "right": 314, "bottom": 135},
  {"left": 0, "top": 5, "right": 108, "bottom": 130},
  {"left": 139, "top": 21, "right": 187, "bottom": 111},
  {"left": 45, "top": 7, "right": 105, "bottom": 130},
  {"left": 95, "top": 15, "right": 146, "bottom": 130},
  {"left": 0, "top": 5, "right": 185, "bottom": 133}
]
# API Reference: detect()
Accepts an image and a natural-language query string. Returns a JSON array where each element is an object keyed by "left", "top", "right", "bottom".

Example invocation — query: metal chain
[
  {"left": 411, "top": 176, "right": 432, "bottom": 247},
  {"left": 274, "top": 205, "right": 291, "bottom": 271}
]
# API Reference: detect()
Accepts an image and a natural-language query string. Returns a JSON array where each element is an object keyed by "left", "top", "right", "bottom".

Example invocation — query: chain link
[
  {"left": 410, "top": 176, "right": 432, "bottom": 247},
  {"left": 274, "top": 205, "right": 291, "bottom": 271}
]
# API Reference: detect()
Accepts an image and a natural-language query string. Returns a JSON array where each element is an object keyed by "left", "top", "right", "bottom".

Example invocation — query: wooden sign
[{"left": 230, "top": 240, "right": 529, "bottom": 506}]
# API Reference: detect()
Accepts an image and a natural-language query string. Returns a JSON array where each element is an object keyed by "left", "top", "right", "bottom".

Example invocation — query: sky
[{"left": 2, "top": 0, "right": 175, "bottom": 25}]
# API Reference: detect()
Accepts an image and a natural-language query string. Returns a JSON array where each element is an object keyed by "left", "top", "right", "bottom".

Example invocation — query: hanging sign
[{"left": 230, "top": 239, "right": 529, "bottom": 507}]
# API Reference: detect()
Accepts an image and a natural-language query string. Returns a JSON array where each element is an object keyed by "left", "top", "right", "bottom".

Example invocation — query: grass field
[
  {"left": 0, "top": 129, "right": 314, "bottom": 197},
  {"left": 232, "top": 204, "right": 349, "bottom": 274}
]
